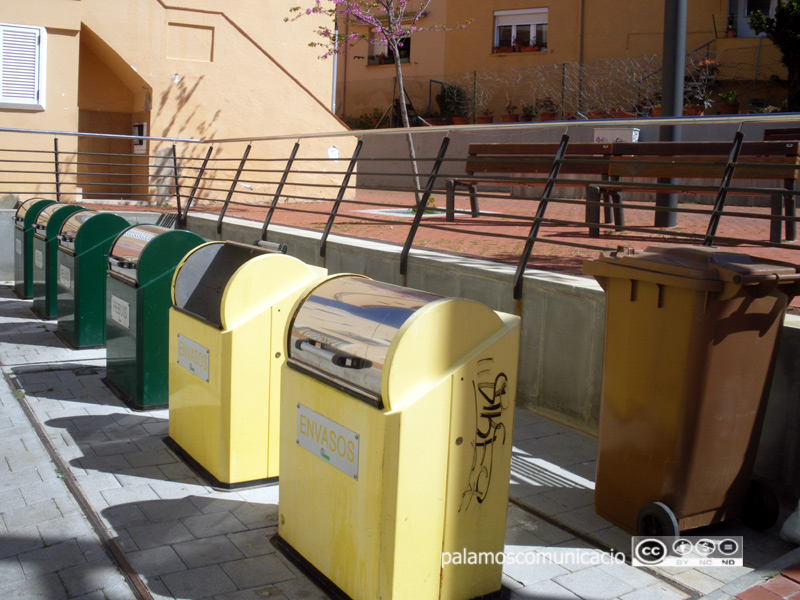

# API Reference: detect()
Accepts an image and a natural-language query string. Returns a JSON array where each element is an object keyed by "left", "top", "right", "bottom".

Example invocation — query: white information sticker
[
  {"left": 176, "top": 334, "right": 209, "bottom": 382},
  {"left": 58, "top": 264, "right": 71, "bottom": 289},
  {"left": 297, "top": 404, "right": 360, "bottom": 480},
  {"left": 110, "top": 296, "right": 130, "bottom": 329},
  {"left": 34, "top": 249, "right": 43, "bottom": 269},
  {"left": 15, "top": 238, "right": 22, "bottom": 256}
]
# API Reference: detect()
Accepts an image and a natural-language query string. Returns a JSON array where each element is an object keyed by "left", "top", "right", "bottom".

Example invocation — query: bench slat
[{"left": 608, "top": 155, "right": 800, "bottom": 179}]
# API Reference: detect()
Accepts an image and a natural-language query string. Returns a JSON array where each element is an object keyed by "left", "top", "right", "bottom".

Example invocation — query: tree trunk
[{"left": 389, "top": 37, "right": 423, "bottom": 208}]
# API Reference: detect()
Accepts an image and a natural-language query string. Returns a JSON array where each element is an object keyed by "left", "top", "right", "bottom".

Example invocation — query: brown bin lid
[{"left": 593, "top": 245, "right": 797, "bottom": 281}]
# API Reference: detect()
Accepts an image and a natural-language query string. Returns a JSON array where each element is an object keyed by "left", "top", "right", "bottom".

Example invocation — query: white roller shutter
[{"left": 1, "top": 23, "right": 46, "bottom": 110}]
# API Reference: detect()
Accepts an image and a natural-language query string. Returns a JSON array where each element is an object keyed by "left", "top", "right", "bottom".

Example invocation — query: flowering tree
[{"left": 287, "top": 0, "right": 469, "bottom": 205}]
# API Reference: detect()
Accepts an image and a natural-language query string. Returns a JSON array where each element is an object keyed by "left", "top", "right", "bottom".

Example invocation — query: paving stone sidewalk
[{"left": 1, "top": 283, "right": 799, "bottom": 600}]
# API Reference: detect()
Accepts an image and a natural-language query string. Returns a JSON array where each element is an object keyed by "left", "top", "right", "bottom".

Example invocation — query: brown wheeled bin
[{"left": 584, "top": 245, "right": 800, "bottom": 535}]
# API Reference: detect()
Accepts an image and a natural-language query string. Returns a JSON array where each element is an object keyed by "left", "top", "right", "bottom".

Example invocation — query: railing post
[
  {"left": 512, "top": 133, "right": 570, "bottom": 300},
  {"left": 172, "top": 142, "right": 182, "bottom": 217},
  {"left": 53, "top": 137, "right": 61, "bottom": 203},
  {"left": 217, "top": 144, "right": 251, "bottom": 235},
  {"left": 180, "top": 144, "right": 213, "bottom": 228},
  {"left": 703, "top": 130, "right": 744, "bottom": 246},
  {"left": 260, "top": 142, "right": 301, "bottom": 241},
  {"left": 320, "top": 139, "right": 363, "bottom": 257},
  {"left": 399, "top": 136, "right": 451, "bottom": 276},
  {"left": 586, "top": 184, "right": 601, "bottom": 238}
]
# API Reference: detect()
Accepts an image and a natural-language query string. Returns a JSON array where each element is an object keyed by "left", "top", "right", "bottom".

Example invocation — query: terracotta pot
[
  {"left": 684, "top": 104, "right": 705, "bottom": 116},
  {"left": 476, "top": 115, "right": 494, "bottom": 124},
  {"left": 651, "top": 106, "right": 662, "bottom": 117},
  {"left": 494, "top": 46, "right": 513, "bottom": 54},
  {"left": 521, "top": 114, "right": 534, "bottom": 122},
  {"left": 450, "top": 116, "right": 469, "bottom": 125},
  {"left": 521, "top": 45, "right": 540, "bottom": 53},
  {"left": 501, "top": 114, "right": 520, "bottom": 123},
  {"left": 587, "top": 110, "right": 605, "bottom": 120},
  {"left": 539, "top": 111, "right": 558, "bottom": 121},
  {"left": 718, "top": 102, "right": 739, "bottom": 115},
  {"left": 609, "top": 110, "right": 636, "bottom": 119}
]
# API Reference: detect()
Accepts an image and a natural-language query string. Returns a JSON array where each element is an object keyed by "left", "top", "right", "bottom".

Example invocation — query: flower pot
[
  {"left": 476, "top": 115, "right": 494, "bottom": 124},
  {"left": 521, "top": 45, "right": 540, "bottom": 53},
  {"left": 539, "top": 111, "right": 558, "bottom": 121},
  {"left": 684, "top": 104, "right": 705, "bottom": 116},
  {"left": 501, "top": 114, "right": 520, "bottom": 123},
  {"left": 587, "top": 110, "right": 605, "bottom": 120},
  {"left": 423, "top": 117, "right": 450, "bottom": 126},
  {"left": 609, "top": 110, "right": 636, "bottom": 119},
  {"left": 494, "top": 46, "right": 513, "bottom": 54},
  {"left": 451, "top": 116, "right": 469, "bottom": 125},
  {"left": 651, "top": 106, "right": 662, "bottom": 117},
  {"left": 521, "top": 114, "right": 534, "bottom": 122},
  {"left": 718, "top": 102, "right": 739, "bottom": 115}
]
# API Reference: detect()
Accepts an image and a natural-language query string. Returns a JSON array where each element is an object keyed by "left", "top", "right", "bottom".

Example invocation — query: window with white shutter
[{"left": 0, "top": 23, "right": 46, "bottom": 111}]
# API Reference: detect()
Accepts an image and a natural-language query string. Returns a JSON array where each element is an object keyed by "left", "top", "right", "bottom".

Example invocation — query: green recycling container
[
  {"left": 105, "top": 225, "right": 204, "bottom": 410},
  {"left": 32, "top": 203, "right": 85, "bottom": 319},
  {"left": 56, "top": 211, "right": 131, "bottom": 348},
  {"left": 13, "top": 198, "right": 56, "bottom": 299}
]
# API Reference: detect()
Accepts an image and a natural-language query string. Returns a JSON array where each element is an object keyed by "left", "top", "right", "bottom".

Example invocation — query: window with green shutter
[{"left": 1, "top": 23, "right": 46, "bottom": 111}]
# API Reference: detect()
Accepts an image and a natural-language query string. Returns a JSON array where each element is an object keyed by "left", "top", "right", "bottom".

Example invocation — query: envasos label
[
  {"left": 15, "top": 239, "right": 22, "bottom": 255},
  {"left": 58, "top": 264, "right": 71, "bottom": 289},
  {"left": 176, "top": 334, "right": 209, "bottom": 382},
  {"left": 34, "top": 249, "right": 43, "bottom": 269},
  {"left": 110, "top": 296, "right": 130, "bottom": 329},
  {"left": 297, "top": 404, "right": 360, "bottom": 480}
]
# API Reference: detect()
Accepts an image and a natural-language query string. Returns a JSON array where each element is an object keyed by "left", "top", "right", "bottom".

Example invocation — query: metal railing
[{"left": 2, "top": 115, "right": 799, "bottom": 300}]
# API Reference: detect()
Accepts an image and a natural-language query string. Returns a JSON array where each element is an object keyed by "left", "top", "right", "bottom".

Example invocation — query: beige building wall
[
  {"left": 336, "top": 4, "right": 450, "bottom": 121},
  {"left": 336, "top": 0, "right": 781, "bottom": 119},
  {"left": 2, "top": 0, "right": 354, "bottom": 205},
  {"left": 0, "top": 0, "right": 81, "bottom": 202}
]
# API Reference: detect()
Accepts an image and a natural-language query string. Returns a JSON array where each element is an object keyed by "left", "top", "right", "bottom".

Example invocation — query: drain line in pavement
[
  {"left": 509, "top": 496, "right": 700, "bottom": 599},
  {"left": 4, "top": 372, "right": 153, "bottom": 600}
]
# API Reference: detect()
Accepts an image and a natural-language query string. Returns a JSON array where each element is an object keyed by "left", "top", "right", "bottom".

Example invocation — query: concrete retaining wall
[{"left": 187, "top": 212, "right": 800, "bottom": 499}]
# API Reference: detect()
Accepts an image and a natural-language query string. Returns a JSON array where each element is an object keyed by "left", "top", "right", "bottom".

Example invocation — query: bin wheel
[
  {"left": 637, "top": 502, "right": 680, "bottom": 537},
  {"left": 742, "top": 480, "right": 779, "bottom": 530}
]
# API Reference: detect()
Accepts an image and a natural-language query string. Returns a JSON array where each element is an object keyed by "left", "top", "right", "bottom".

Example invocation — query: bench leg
[
  {"left": 445, "top": 180, "right": 455, "bottom": 222},
  {"left": 611, "top": 191, "right": 625, "bottom": 230},
  {"left": 785, "top": 190, "right": 796, "bottom": 242},
  {"left": 469, "top": 186, "right": 480, "bottom": 218},
  {"left": 771, "top": 192, "right": 783, "bottom": 243},
  {"left": 445, "top": 181, "right": 480, "bottom": 221},
  {"left": 586, "top": 185, "right": 601, "bottom": 238}
]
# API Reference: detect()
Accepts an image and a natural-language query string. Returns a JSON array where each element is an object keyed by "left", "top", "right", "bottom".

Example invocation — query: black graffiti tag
[{"left": 460, "top": 371, "right": 509, "bottom": 512}]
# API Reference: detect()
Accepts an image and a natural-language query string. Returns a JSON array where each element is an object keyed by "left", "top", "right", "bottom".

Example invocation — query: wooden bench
[
  {"left": 444, "top": 142, "right": 613, "bottom": 222},
  {"left": 590, "top": 141, "right": 800, "bottom": 242}
]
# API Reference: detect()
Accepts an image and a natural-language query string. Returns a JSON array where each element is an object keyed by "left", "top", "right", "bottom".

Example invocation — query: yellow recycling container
[
  {"left": 166, "top": 242, "right": 326, "bottom": 489},
  {"left": 276, "top": 275, "right": 520, "bottom": 600},
  {"left": 584, "top": 245, "right": 800, "bottom": 536}
]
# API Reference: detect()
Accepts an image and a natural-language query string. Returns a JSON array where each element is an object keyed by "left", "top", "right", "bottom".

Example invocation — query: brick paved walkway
[{"left": 2, "top": 282, "right": 800, "bottom": 599}]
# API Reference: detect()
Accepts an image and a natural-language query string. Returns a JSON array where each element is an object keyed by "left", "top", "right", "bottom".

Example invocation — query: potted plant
[
  {"left": 717, "top": 90, "right": 739, "bottom": 114},
  {"left": 501, "top": 101, "right": 520, "bottom": 122},
  {"left": 536, "top": 97, "right": 558, "bottom": 121},
  {"left": 683, "top": 57, "right": 718, "bottom": 116},
  {"left": 651, "top": 103, "right": 662, "bottom": 117},
  {"left": 436, "top": 84, "right": 469, "bottom": 124},
  {"left": 521, "top": 103, "right": 537, "bottom": 121},
  {"left": 476, "top": 108, "right": 494, "bottom": 124}
]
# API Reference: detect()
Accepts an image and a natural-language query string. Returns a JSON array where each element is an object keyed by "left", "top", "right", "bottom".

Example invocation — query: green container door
[
  {"left": 56, "top": 211, "right": 131, "bottom": 348},
  {"left": 13, "top": 198, "right": 56, "bottom": 299},
  {"left": 32, "top": 204, "right": 85, "bottom": 319},
  {"left": 105, "top": 226, "right": 204, "bottom": 409}
]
